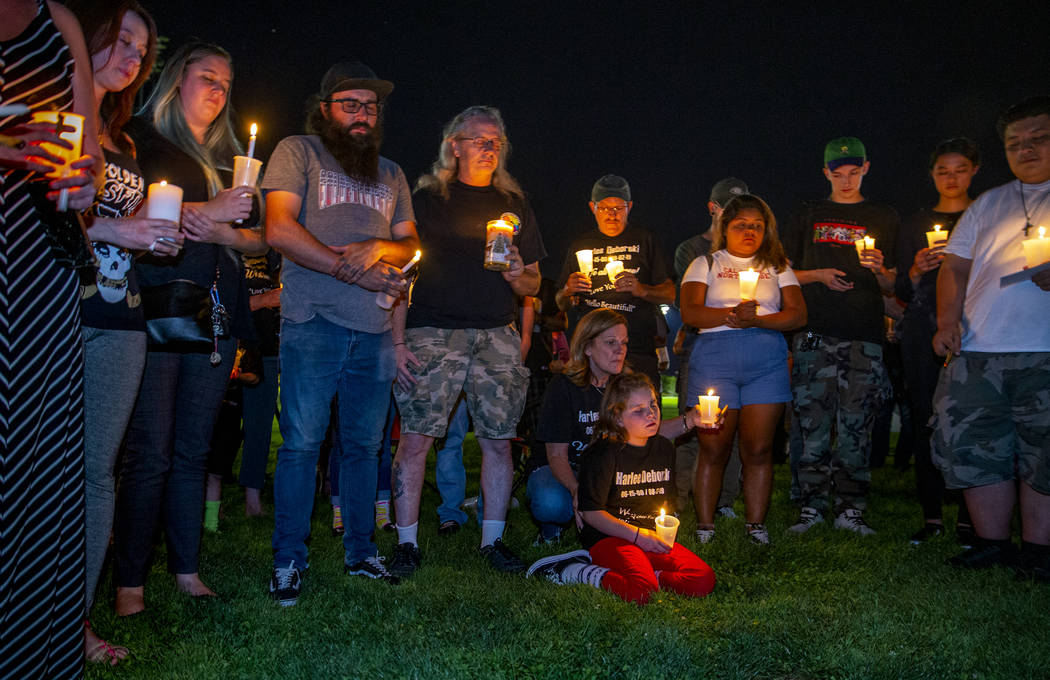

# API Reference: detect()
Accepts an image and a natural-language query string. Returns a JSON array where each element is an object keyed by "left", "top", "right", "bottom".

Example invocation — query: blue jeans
[
  {"left": 527, "top": 465, "right": 574, "bottom": 538},
  {"left": 272, "top": 316, "right": 394, "bottom": 569},
  {"left": 436, "top": 398, "right": 469, "bottom": 524}
]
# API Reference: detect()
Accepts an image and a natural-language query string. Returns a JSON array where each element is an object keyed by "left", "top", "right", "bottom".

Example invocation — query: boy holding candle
[
  {"left": 782, "top": 136, "right": 899, "bottom": 535},
  {"left": 931, "top": 96, "right": 1050, "bottom": 579}
]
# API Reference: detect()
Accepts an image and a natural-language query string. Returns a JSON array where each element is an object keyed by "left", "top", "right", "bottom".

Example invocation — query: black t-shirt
[
  {"left": 783, "top": 199, "right": 899, "bottom": 344},
  {"left": 577, "top": 435, "right": 675, "bottom": 550},
  {"left": 557, "top": 225, "right": 672, "bottom": 355},
  {"left": 526, "top": 374, "right": 604, "bottom": 474},
  {"left": 243, "top": 249, "right": 282, "bottom": 355},
  {"left": 81, "top": 148, "right": 146, "bottom": 331},
  {"left": 408, "top": 182, "right": 546, "bottom": 329},
  {"left": 127, "top": 117, "right": 254, "bottom": 343},
  {"left": 894, "top": 208, "right": 962, "bottom": 340}
]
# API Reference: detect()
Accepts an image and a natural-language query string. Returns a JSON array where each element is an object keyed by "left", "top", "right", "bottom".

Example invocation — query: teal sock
[{"left": 203, "top": 500, "right": 220, "bottom": 532}]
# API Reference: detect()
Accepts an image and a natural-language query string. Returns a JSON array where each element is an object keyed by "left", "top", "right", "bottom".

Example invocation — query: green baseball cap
[{"left": 824, "top": 136, "right": 867, "bottom": 170}]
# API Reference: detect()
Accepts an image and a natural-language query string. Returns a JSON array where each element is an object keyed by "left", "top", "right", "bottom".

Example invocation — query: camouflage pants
[
  {"left": 791, "top": 335, "right": 888, "bottom": 512},
  {"left": 393, "top": 325, "right": 530, "bottom": 440},
  {"left": 931, "top": 352, "right": 1050, "bottom": 493}
]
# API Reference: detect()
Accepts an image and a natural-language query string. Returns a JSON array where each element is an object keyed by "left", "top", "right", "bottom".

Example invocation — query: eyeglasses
[
  {"left": 324, "top": 98, "right": 380, "bottom": 115},
  {"left": 595, "top": 205, "right": 628, "bottom": 215},
  {"left": 457, "top": 136, "right": 505, "bottom": 151}
]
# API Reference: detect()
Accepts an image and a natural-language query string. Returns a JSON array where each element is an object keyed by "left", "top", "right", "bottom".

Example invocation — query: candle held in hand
[
  {"left": 146, "top": 181, "right": 183, "bottom": 224},
  {"left": 1022, "top": 226, "right": 1050, "bottom": 268},
  {"left": 738, "top": 267, "right": 759, "bottom": 301},
  {"left": 925, "top": 224, "right": 946, "bottom": 250},
  {"left": 698, "top": 389, "right": 720, "bottom": 426}
]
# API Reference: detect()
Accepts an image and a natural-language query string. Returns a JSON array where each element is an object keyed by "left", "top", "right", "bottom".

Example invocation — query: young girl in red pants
[{"left": 526, "top": 373, "right": 716, "bottom": 604}]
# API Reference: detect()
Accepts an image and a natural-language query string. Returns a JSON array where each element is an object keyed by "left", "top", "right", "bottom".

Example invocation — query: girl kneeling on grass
[{"left": 526, "top": 373, "right": 716, "bottom": 604}]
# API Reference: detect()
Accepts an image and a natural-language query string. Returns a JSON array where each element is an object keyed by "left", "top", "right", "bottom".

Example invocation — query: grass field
[{"left": 85, "top": 404, "right": 1049, "bottom": 680}]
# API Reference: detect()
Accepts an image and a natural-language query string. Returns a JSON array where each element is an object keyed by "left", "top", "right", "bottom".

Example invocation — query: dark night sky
[{"left": 144, "top": 1, "right": 1049, "bottom": 271}]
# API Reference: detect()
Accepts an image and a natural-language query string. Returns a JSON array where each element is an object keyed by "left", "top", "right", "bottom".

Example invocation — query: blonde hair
[
  {"left": 563, "top": 309, "right": 628, "bottom": 388},
  {"left": 138, "top": 41, "right": 242, "bottom": 196},
  {"left": 415, "top": 105, "right": 523, "bottom": 201},
  {"left": 593, "top": 373, "right": 657, "bottom": 444}
]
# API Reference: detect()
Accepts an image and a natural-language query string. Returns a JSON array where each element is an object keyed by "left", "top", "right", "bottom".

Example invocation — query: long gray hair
[
  {"left": 138, "top": 41, "right": 243, "bottom": 196},
  {"left": 415, "top": 105, "right": 523, "bottom": 200}
]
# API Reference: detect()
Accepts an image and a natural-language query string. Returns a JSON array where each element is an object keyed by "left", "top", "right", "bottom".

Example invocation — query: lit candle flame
[
  {"left": 249, "top": 123, "right": 257, "bottom": 137},
  {"left": 1040, "top": 226, "right": 1046, "bottom": 239},
  {"left": 934, "top": 224, "right": 942, "bottom": 233},
  {"left": 159, "top": 180, "right": 167, "bottom": 186},
  {"left": 707, "top": 388, "right": 714, "bottom": 396},
  {"left": 659, "top": 507, "right": 665, "bottom": 521}
]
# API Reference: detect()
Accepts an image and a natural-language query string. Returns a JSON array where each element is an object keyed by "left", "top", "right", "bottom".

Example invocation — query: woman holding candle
[
  {"left": 895, "top": 138, "right": 980, "bottom": 545},
  {"left": 0, "top": 0, "right": 106, "bottom": 674},
  {"left": 680, "top": 194, "right": 806, "bottom": 545},
  {"left": 67, "top": 0, "right": 189, "bottom": 663},
  {"left": 526, "top": 372, "right": 716, "bottom": 604},
  {"left": 523, "top": 308, "right": 708, "bottom": 545},
  {"left": 113, "top": 41, "right": 265, "bottom": 616}
]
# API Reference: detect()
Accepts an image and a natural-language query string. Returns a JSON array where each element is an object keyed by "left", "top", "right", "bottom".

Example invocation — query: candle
[
  {"left": 376, "top": 250, "right": 422, "bottom": 309},
  {"left": 605, "top": 260, "right": 624, "bottom": 281},
  {"left": 246, "top": 123, "right": 257, "bottom": 160},
  {"left": 738, "top": 267, "right": 759, "bottom": 301},
  {"left": 575, "top": 249, "right": 593, "bottom": 275},
  {"left": 146, "top": 181, "right": 183, "bottom": 224},
  {"left": 30, "top": 111, "right": 84, "bottom": 211},
  {"left": 854, "top": 236, "right": 876, "bottom": 258},
  {"left": 925, "top": 224, "right": 946, "bottom": 250},
  {"left": 698, "top": 388, "right": 720, "bottom": 426},
  {"left": 1022, "top": 226, "right": 1050, "bottom": 268},
  {"left": 654, "top": 507, "right": 680, "bottom": 545}
]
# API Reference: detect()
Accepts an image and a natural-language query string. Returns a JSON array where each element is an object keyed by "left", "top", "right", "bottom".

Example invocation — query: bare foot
[
  {"left": 115, "top": 586, "right": 145, "bottom": 617},
  {"left": 245, "top": 487, "right": 263, "bottom": 517},
  {"left": 85, "top": 621, "right": 129, "bottom": 666},
  {"left": 174, "top": 573, "right": 217, "bottom": 598}
]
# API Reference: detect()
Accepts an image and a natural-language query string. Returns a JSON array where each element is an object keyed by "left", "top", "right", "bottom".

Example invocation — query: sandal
[{"left": 84, "top": 621, "right": 129, "bottom": 666}]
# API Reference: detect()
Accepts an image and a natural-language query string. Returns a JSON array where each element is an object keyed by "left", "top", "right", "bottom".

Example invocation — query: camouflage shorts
[
  {"left": 931, "top": 352, "right": 1050, "bottom": 493},
  {"left": 393, "top": 325, "right": 530, "bottom": 439}
]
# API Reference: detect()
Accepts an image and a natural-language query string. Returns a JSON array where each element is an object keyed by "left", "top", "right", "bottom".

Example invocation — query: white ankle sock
[
  {"left": 561, "top": 562, "right": 608, "bottom": 588},
  {"left": 396, "top": 522, "right": 418, "bottom": 546},
  {"left": 480, "top": 520, "right": 505, "bottom": 548}
]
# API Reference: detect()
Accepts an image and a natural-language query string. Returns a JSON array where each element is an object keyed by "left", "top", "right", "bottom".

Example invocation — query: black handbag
[
  {"left": 141, "top": 278, "right": 217, "bottom": 345},
  {"left": 29, "top": 181, "right": 97, "bottom": 284}
]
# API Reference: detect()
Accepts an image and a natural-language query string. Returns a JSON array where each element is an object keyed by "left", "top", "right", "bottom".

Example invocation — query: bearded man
[{"left": 262, "top": 62, "right": 419, "bottom": 605}]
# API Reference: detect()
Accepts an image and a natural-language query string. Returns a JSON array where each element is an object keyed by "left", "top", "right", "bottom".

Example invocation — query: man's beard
[{"left": 316, "top": 115, "right": 383, "bottom": 181}]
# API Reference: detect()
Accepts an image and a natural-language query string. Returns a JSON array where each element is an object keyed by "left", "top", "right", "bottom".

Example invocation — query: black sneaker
[
  {"left": 947, "top": 541, "right": 1018, "bottom": 568},
  {"left": 345, "top": 555, "right": 399, "bottom": 584},
  {"left": 909, "top": 523, "right": 945, "bottom": 545},
  {"left": 388, "top": 542, "right": 422, "bottom": 579},
  {"left": 438, "top": 519, "right": 461, "bottom": 536},
  {"left": 955, "top": 524, "right": 976, "bottom": 549},
  {"left": 525, "top": 549, "right": 592, "bottom": 584},
  {"left": 270, "top": 561, "right": 301, "bottom": 607},
  {"left": 480, "top": 538, "right": 526, "bottom": 573}
]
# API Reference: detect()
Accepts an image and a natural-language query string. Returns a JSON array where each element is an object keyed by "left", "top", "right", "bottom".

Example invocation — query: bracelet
[{"left": 632, "top": 526, "right": 639, "bottom": 544}]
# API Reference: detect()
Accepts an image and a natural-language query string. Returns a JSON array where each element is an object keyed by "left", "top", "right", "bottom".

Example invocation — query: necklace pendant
[{"left": 210, "top": 351, "right": 222, "bottom": 366}]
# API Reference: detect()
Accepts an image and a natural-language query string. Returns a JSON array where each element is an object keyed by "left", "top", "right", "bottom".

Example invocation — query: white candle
[
  {"left": 146, "top": 181, "right": 183, "bottom": 224},
  {"left": 605, "top": 260, "right": 624, "bottom": 281},
  {"left": 739, "top": 267, "right": 759, "bottom": 301},
  {"left": 1022, "top": 226, "right": 1050, "bottom": 268},
  {"left": 376, "top": 250, "right": 422, "bottom": 309},
  {"left": 698, "top": 389, "right": 720, "bottom": 426},
  {"left": 925, "top": 224, "right": 946, "bottom": 250},
  {"left": 575, "top": 249, "right": 593, "bottom": 275},
  {"left": 246, "top": 123, "right": 257, "bottom": 160},
  {"left": 654, "top": 507, "right": 680, "bottom": 545},
  {"left": 854, "top": 236, "right": 876, "bottom": 258}
]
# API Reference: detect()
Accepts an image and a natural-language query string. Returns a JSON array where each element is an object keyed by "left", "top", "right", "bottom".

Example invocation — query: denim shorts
[{"left": 686, "top": 327, "right": 791, "bottom": 410}]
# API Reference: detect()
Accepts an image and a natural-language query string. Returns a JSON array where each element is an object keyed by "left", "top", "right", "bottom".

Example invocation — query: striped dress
[{"left": 0, "top": 2, "right": 87, "bottom": 678}]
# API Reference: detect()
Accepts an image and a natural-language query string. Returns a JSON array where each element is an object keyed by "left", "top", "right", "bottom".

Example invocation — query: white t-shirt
[
  {"left": 682, "top": 250, "right": 800, "bottom": 333},
  {"left": 944, "top": 177, "right": 1050, "bottom": 352}
]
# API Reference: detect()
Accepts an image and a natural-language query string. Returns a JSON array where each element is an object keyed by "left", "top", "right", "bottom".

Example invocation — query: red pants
[{"left": 589, "top": 537, "right": 716, "bottom": 605}]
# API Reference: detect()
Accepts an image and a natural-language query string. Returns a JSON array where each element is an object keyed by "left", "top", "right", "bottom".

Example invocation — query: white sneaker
[
  {"left": 695, "top": 527, "right": 715, "bottom": 544},
  {"left": 833, "top": 509, "right": 876, "bottom": 536},
  {"left": 746, "top": 523, "right": 770, "bottom": 545},
  {"left": 787, "top": 507, "right": 824, "bottom": 533}
]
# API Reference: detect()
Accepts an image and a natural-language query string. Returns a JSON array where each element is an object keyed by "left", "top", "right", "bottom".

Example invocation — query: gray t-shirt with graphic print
[{"left": 261, "top": 135, "right": 414, "bottom": 333}]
